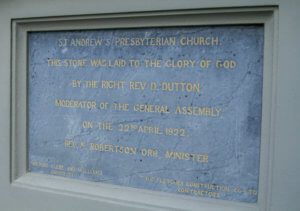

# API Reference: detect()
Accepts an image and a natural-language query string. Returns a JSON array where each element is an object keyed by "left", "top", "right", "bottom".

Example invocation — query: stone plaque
[{"left": 28, "top": 25, "right": 263, "bottom": 203}]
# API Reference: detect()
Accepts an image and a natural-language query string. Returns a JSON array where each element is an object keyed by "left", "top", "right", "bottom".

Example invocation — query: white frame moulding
[{"left": 11, "top": 7, "right": 278, "bottom": 211}]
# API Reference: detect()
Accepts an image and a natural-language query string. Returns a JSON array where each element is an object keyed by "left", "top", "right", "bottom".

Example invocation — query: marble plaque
[{"left": 28, "top": 25, "right": 263, "bottom": 203}]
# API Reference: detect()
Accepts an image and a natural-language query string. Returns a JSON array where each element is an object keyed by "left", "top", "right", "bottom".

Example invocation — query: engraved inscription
[{"left": 28, "top": 26, "right": 263, "bottom": 203}]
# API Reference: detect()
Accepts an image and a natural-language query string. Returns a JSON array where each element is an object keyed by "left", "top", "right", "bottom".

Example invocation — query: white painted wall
[{"left": 1, "top": 0, "right": 299, "bottom": 211}]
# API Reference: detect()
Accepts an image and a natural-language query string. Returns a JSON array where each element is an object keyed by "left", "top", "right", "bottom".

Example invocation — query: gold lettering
[
  {"left": 85, "top": 80, "right": 98, "bottom": 88},
  {"left": 90, "top": 59, "right": 126, "bottom": 68},
  {"left": 133, "top": 104, "right": 170, "bottom": 114},
  {"left": 70, "top": 38, "right": 103, "bottom": 47},
  {"left": 98, "top": 122, "right": 113, "bottom": 131},
  {"left": 90, "top": 143, "right": 137, "bottom": 155},
  {"left": 144, "top": 59, "right": 162, "bottom": 68},
  {"left": 141, "top": 148, "right": 158, "bottom": 157},
  {"left": 180, "top": 36, "right": 219, "bottom": 46},
  {"left": 101, "top": 80, "right": 125, "bottom": 89},
  {"left": 115, "top": 37, "right": 176, "bottom": 46},
  {"left": 175, "top": 106, "right": 221, "bottom": 117},
  {"left": 62, "top": 59, "right": 87, "bottom": 67},
  {"left": 161, "top": 82, "right": 200, "bottom": 93},
  {"left": 164, "top": 60, "right": 195, "bottom": 68},
  {"left": 55, "top": 99, "right": 97, "bottom": 109},
  {"left": 177, "top": 188, "right": 220, "bottom": 198},
  {"left": 48, "top": 59, "right": 61, "bottom": 67},
  {"left": 129, "top": 81, "right": 147, "bottom": 90},
  {"left": 113, "top": 102, "right": 129, "bottom": 111},
  {"left": 165, "top": 150, "right": 208, "bottom": 163}
]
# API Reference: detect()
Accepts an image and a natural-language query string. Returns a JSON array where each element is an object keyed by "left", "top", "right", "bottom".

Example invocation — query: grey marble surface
[{"left": 28, "top": 26, "right": 263, "bottom": 202}]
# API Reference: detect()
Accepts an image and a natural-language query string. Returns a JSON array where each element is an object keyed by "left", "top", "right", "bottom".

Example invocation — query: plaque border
[{"left": 11, "top": 7, "right": 278, "bottom": 211}]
